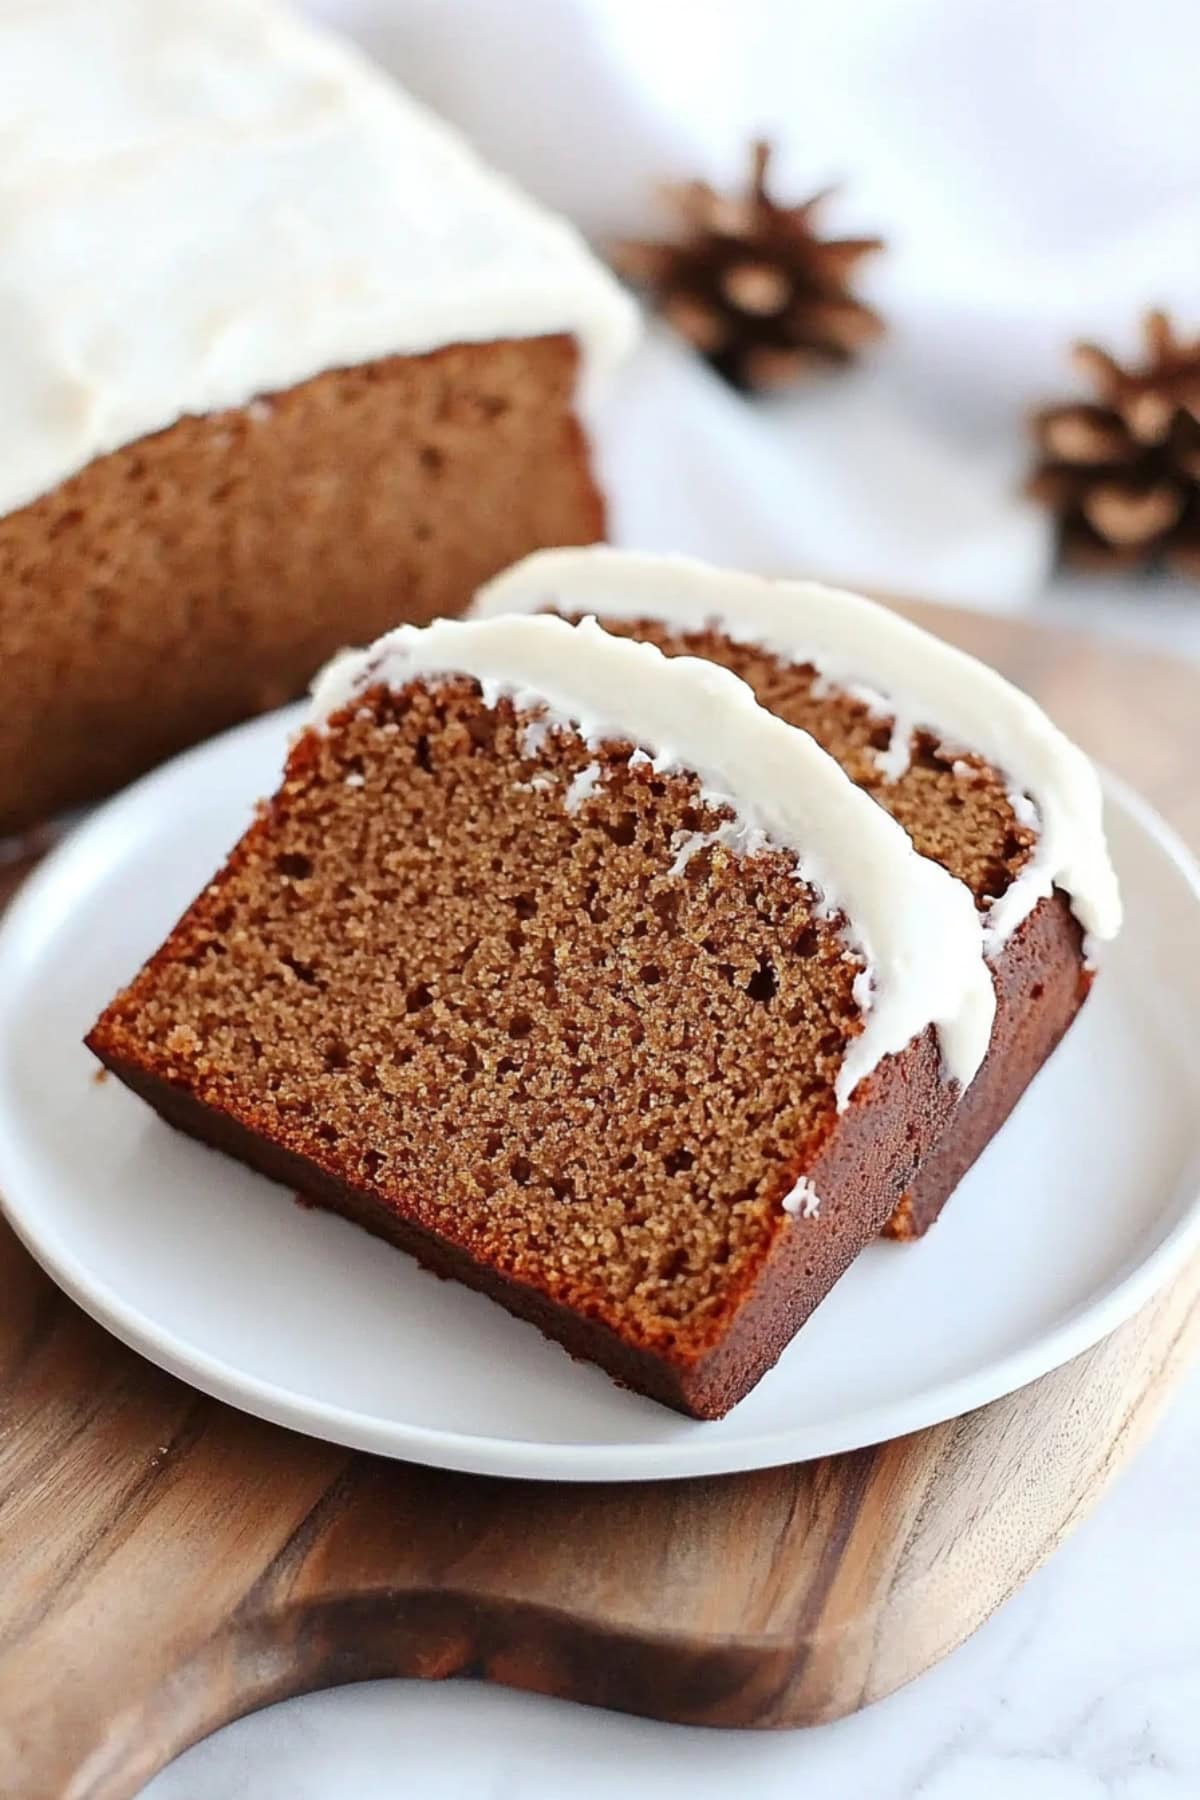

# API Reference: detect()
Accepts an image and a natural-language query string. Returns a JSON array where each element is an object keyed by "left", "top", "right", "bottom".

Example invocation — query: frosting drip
[
  {"left": 781, "top": 1176, "right": 821, "bottom": 1219},
  {"left": 0, "top": 0, "right": 637, "bottom": 518},
  {"left": 472, "top": 548, "right": 1123, "bottom": 953},
  {"left": 310, "top": 613, "right": 996, "bottom": 1109}
]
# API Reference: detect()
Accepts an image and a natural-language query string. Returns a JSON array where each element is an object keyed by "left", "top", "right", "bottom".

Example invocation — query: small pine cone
[
  {"left": 1028, "top": 311, "right": 1200, "bottom": 578},
  {"left": 613, "top": 141, "right": 885, "bottom": 394}
]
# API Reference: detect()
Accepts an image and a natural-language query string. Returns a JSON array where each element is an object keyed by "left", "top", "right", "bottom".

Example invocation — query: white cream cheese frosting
[
  {"left": 310, "top": 612, "right": 996, "bottom": 1109},
  {"left": 472, "top": 548, "right": 1123, "bottom": 953},
  {"left": 0, "top": 0, "right": 638, "bottom": 518}
]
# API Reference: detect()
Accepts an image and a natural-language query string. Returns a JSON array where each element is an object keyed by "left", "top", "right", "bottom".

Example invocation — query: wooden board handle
[{"left": 3, "top": 1220, "right": 1198, "bottom": 1798}]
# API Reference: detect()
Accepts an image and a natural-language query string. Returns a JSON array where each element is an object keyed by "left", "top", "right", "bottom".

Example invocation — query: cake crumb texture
[
  {"left": 91, "top": 683, "right": 864, "bottom": 1348},
  {"left": 575, "top": 619, "right": 1038, "bottom": 909},
  {"left": 559, "top": 614, "right": 1089, "bottom": 1245},
  {"left": 0, "top": 336, "right": 602, "bottom": 834}
]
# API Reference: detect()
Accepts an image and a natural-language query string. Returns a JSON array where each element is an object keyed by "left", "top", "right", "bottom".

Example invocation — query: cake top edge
[
  {"left": 472, "top": 547, "right": 1123, "bottom": 949},
  {"left": 0, "top": 0, "right": 638, "bottom": 516},
  {"left": 309, "top": 611, "right": 996, "bottom": 1106}
]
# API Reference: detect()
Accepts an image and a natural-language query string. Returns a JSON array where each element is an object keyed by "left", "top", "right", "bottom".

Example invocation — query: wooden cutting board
[{"left": 1, "top": 605, "right": 1198, "bottom": 1800}]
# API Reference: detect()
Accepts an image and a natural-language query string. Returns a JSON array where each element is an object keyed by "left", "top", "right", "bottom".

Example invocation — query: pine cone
[
  {"left": 1028, "top": 311, "right": 1200, "bottom": 578},
  {"left": 613, "top": 141, "right": 885, "bottom": 393}
]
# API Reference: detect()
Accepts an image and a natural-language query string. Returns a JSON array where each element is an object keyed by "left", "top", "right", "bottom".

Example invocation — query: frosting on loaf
[{"left": 0, "top": 0, "right": 637, "bottom": 516}]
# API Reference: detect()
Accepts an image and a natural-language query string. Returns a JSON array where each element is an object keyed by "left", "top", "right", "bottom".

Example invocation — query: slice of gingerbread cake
[
  {"left": 87, "top": 615, "right": 995, "bottom": 1418},
  {"left": 473, "top": 549, "right": 1122, "bottom": 1237},
  {"left": 0, "top": 0, "right": 637, "bottom": 833}
]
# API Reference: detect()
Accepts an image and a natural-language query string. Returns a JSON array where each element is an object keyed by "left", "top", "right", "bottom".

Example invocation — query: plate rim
[{"left": 1, "top": 715, "right": 1198, "bottom": 1483}]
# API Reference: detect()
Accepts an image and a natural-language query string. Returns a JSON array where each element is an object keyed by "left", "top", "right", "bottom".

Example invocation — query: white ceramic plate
[{"left": 1, "top": 707, "right": 1198, "bottom": 1482}]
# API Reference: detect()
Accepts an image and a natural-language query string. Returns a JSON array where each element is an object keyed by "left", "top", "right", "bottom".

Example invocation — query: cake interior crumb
[
  {"left": 563, "top": 617, "right": 1038, "bottom": 908},
  {"left": 92, "top": 680, "right": 868, "bottom": 1359}
]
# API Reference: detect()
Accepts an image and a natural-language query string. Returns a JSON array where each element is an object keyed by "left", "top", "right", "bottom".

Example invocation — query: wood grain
[{"left": 1, "top": 606, "right": 1198, "bottom": 1799}]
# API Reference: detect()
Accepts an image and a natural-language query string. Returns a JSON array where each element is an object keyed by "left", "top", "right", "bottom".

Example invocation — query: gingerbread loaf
[
  {"left": 0, "top": 0, "right": 636, "bottom": 834},
  {"left": 87, "top": 614, "right": 997, "bottom": 1418},
  {"left": 473, "top": 549, "right": 1123, "bottom": 1236}
]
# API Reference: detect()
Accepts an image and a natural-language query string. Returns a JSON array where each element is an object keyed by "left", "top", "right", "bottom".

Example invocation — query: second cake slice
[{"left": 474, "top": 551, "right": 1122, "bottom": 1236}]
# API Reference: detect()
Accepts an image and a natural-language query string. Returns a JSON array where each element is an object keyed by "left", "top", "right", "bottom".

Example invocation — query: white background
[
  {"left": 145, "top": 0, "right": 1200, "bottom": 1791},
  {"left": 315, "top": 0, "right": 1200, "bottom": 646}
]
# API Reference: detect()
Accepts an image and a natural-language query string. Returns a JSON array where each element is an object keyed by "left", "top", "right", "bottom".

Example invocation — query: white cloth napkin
[{"left": 305, "top": 0, "right": 1200, "bottom": 612}]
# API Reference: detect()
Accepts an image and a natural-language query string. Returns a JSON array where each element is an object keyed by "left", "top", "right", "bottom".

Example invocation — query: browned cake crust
[
  {"left": 88, "top": 680, "right": 962, "bottom": 1419},
  {"left": 0, "top": 335, "right": 603, "bottom": 835},
  {"left": 573, "top": 617, "right": 1092, "bottom": 1238},
  {"left": 94, "top": 1026, "right": 948, "bottom": 1417},
  {"left": 888, "top": 892, "right": 1090, "bottom": 1238}
]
